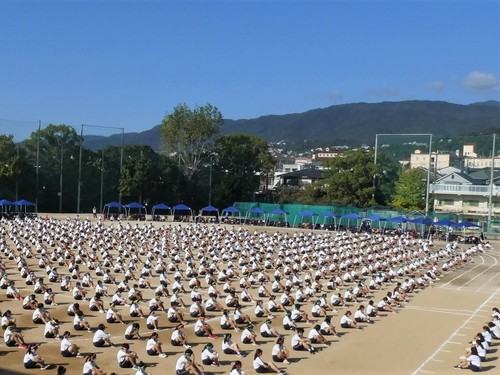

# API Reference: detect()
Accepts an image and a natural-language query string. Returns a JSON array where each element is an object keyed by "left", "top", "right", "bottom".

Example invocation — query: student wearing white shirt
[
  {"left": 340, "top": 311, "right": 359, "bottom": 329},
  {"left": 124, "top": 322, "right": 142, "bottom": 340},
  {"left": 229, "top": 360, "right": 246, "bottom": 375},
  {"left": 354, "top": 305, "right": 371, "bottom": 323},
  {"left": 201, "top": 343, "right": 220, "bottom": 366},
  {"left": 222, "top": 333, "right": 243, "bottom": 356},
  {"left": 175, "top": 349, "right": 202, "bottom": 375},
  {"left": 171, "top": 323, "right": 192, "bottom": 348},
  {"left": 319, "top": 316, "right": 338, "bottom": 336},
  {"left": 260, "top": 319, "right": 280, "bottom": 338},
  {"left": 146, "top": 332, "right": 167, "bottom": 358},
  {"left": 271, "top": 336, "right": 290, "bottom": 364},
  {"left": 253, "top": 348, "right": 284, "bottom": 374},
  {"left": 454, "top": 346, "right": 481, "bottom": 371},
  {"left": 92, "top": 324, "right": 113, "bottom": 347},
  {"left": 291, "top": 328, "right": 315, "bottom": 354},
  {"left": 308, "top": 324, "right": 327, "bottom": 344},
  {"left": 82, "top": 353, "right": 106, "bottom": 375},
  {"left": 60, "top": 331, "right": 81, "bottom": 357}
]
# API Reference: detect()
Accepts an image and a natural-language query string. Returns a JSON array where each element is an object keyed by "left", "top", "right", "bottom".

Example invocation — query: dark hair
[
  {"left": 231, "top": 360, "right": 242, "bottom": 370},
  {"left": 254, "top": 348, "right": 263, "bottom": 359}
]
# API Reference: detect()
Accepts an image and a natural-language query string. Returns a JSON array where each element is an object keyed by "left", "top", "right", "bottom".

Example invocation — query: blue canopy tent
[
  {"left": 151, "top": 203, "right": 171, "bottom": 220},
  {"left": 385, "top": 215, "right": 408, "bottom": 231},
  {"left": 172, "top": 204, "right": 193, "bottom": 221},
  {"left": 15, "top": 199, "right": 36, "bottom": 214},
  {"left": 365, "top": 214, "right": 386, "bottom": 229},
  {"left": 339, "top": 212, "right": 362, "bottom": 228},
  {"left": 407, "top": 217, "right": 433, "bottom": 237},
  {"left": 293, "top": 210, "right": 318, "bottom": 228},
  {"left": 124, "top": 202, "right": 147, "bottom": 219},
  {"left": 320, "top": 212, "right": 338, "bottom": 228},
  {"left": 103, "top": 201, "right": 124, "bottom": 219},
  {"left": 434, "top": 219, "right": 460, "bottom": 227},
  {"left": 199, "top": 205, "right": 219, "bottom": 223},
  {"left": 0, "top": 199, "right": 14, "bottom": 213},
  {"left": 245, "top": 207, "right": 266, "bottom": 224},
  {"left": 221, "top": 206, "right": 242, "bottom": 224},
  {"left": 267, "top": 208, "right": 288, "bottom": 227},
  {"left": 457, "top": 221, "right": 481, "bottom": 228}
]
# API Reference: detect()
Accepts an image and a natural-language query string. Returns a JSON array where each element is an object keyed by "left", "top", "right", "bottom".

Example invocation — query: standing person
[
  {"left": 82, "top": 353, "right": 107, "bottom": 375},
  {"left": 253, "top": 348, "right": 285, "bottom": 374},
  {"left": 271, "top": 336, "right": 290, "bottom": 364},
  {"left": 93, "top": 206, "right": 97, "bottom": 219}
]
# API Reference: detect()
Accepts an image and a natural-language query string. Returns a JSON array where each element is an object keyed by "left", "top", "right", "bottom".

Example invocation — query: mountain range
[{"left": 83, "top": 100, "right": 500, "bottom": 151}]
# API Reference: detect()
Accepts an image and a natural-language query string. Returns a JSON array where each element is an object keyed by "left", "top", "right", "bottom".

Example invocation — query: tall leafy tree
[
  {"left": 21, "top": 124, "right": 80, "bottom": 212},
  {"left": 390, "top": 168, "right": 426, "bottom": 211},
  {"left": 0, "top": 135, "right": 20, "bottom": 199},
  {"left": 323, "top": 150, "right": 378, "bottom": 208},
  {"left": 160, "top": 103, "right": 223, "bottom": 181},
  {"left": 213, "top": 134, "right": 275, "bottom": 206}
]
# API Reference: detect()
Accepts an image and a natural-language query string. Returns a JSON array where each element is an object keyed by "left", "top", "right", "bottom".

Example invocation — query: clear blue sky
[{"left": 1, "top": 0, "right": 499, "bottom": 141}]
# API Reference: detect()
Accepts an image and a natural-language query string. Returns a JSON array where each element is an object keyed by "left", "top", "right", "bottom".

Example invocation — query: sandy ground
[{"left": 0, "top": 214, "right": 498, "bottom": 375}]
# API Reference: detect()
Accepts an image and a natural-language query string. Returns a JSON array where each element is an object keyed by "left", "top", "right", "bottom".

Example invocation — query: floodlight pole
[
  {"left": 77, "top": 124, "right": 125, "bottom": 213},
  {"left": 35, "top": 121, "right": 41, "bottom": 210},
  {"left": 425, "top": 134, "right": 433, "bottom": 217},
  {"left": 77, "top": 124, "right": 83, "bottom": 213},
  {"left": 487, "top": 133, "right": 496, "bottom": 233}
]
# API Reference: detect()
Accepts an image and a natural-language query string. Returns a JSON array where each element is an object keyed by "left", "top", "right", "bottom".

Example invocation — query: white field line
[
  {"left": 458, "top": 255, "right": 498, "bottom": 290},
  {"left": 410, "top": 289, "right": 500, "bottom": 375},
  {"left": 440, "top": 257, "right": 485, "bottom": 288}
]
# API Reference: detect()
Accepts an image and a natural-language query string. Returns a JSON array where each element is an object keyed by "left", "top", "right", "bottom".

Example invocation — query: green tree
[
  {"left": 160, "top": 103, "right": 223, "bottom": 181},
  {"left": 323, "top": 150, "right": 377, "bottom": 208},
  {"left": 390, "top": 168, "right": 426, "bottom": 211},
  {"left": 21, "top": 124, "right": 80, "bottom": 212},
  {"left": 0, "top": 135, "right": 20, "bottom": 199},
  {"left": 213, "top": 134, "right": 275, "bottom": 206}
]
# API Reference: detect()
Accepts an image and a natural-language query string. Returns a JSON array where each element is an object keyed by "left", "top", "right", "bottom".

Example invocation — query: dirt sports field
[{"left": 0, "top": 214, "right": 498, "bottom": 375}]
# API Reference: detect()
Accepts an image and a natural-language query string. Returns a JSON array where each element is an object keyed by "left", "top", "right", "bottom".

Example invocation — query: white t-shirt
[
  {"left": 253, "top": 356, "right": 266, "bottom": 369},
  {"left": 93, "top": 329, "right": 111, "bottom": 343}
]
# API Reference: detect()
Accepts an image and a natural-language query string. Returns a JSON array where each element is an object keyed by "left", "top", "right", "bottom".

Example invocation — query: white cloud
[
  {"left": 426, "top": 80, "right": 444, "bottom": 91},
  {"left": 463, "top": 71, "right": 499, "bottom": 91}
]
